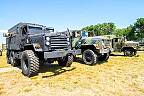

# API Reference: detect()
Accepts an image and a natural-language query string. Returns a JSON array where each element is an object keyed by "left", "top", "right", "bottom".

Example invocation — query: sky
[{"left": 0, "top": 0, "right": 144, "bottom": 43}]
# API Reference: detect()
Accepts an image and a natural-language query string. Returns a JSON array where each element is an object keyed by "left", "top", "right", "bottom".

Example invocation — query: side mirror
[
  {"left": 72, "top": 31, "right": 78, "bottom": 38},
  {"left": 3, "top": 33, "right": 12, "bottom": 37}
]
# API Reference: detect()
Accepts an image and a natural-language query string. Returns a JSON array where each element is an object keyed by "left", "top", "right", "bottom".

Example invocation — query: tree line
[{"left": 82, "top": 18, "right": 144, "bottom": 41}]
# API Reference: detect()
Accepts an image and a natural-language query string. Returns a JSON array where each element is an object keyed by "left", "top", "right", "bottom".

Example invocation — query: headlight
[
  {"left": 67, "top": 38, "right": 70, "bottom": 41},
  {"left": 46, "top": 37, "right": 50, "bottom": 41},
  {"left": 26, "top": 39, "right": 29, "bottom": 43},
  {"left": 46, "top": 42, "right": 50, "bottom": 45},
  {"left": 67, "top": 42, "right": 70, "bottom": 45}
]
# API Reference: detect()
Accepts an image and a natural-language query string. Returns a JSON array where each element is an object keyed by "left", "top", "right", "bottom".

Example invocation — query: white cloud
[{"left": 0, "top": 30, "right": 8, "bottom": 33}]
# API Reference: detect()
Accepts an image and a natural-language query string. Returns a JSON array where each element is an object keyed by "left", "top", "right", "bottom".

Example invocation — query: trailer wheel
[
  {"left": 124, "top": 49, "right": 134, "bottom": 57},
  {"left": 82, "top": 49, "right": 97, "bottom": 65},
  {"left": 21, "top": 50, "right": 39, "bottom": 77},
  {"left": 98, "top": 53, "right": 109, "bottom": 61},
  {"left": 58, "top": 54, "right": 73, "bottom": 67}
]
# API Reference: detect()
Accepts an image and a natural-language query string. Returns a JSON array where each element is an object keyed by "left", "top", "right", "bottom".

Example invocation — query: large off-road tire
[
  {"left": 58, "top": 54, "right": 73, "bottom": 67},
  {"left": 9, "top": 51, "right": 20, "bottom": 67},
  {"left": 82, "top": 49, "right": 97, "bottom": 65},
  {"left": 98, "top": 53, "right": 109, "bottom": 61},
  {"left": 124, "top": 49, "right": 135, "bottom": 57},
  {"left": 39, "top": 60, "right": 45, "bottom": 66},
  {"left": 73, "top": 55, "right": 77, "bottom": 61},
  {"left": 134, "top": 50, "right": 137, "bottom": 55},
  {"left": 6, "top": 50, "right": 11, "bottom": 64},
  {"left": 21, "top": 50, "right": 39, "bottom": 77}
]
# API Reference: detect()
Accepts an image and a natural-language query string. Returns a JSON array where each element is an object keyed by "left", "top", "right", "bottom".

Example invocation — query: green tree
[
  {"left": 82, "top": 23, "right": 116, "bottom": 36},
  {"left": 81, "top": 17, "right": 144, "bottom": 41},
  {"left": 133, "top": 18, "right": 144, "bottom": 40},
  {"left": 114, "top": 25, "right": 133, "bottom": 37}
]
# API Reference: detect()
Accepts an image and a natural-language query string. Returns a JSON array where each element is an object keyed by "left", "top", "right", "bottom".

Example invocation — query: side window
[
  {"left": 88, "top": 32, "right": 94, "bottom": 37},
  {"left": 22, "top": 26, "right": 27, "bottom": 35},
  {"left": 72, "top": 31, "right": 80, "bottom": 38},
  {"left": 115, "top": 38, "right": 118, "bottom": 42},
  {"left": 72, "top": 31, "right": 76, "bottom": 37}
]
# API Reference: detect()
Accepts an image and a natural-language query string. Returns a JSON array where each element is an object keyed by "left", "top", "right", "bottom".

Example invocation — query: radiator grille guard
[{"left": 50, "top": 36, "right": 69, "bottom": 50}]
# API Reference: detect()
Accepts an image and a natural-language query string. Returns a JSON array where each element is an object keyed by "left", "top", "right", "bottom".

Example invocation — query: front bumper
[
  {"left": 44, "top": 49, "right": 80, "bottom": 59},
  {"left": 44, "top": 50, "right": 68, "bottom": 59},
  {"left": 100, "top": 48, "right": 110, "bottom": 54}
]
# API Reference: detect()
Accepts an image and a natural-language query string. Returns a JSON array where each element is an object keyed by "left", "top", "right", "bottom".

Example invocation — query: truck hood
[
  {"left": 125, "top": 41, "right": 139, "bottom": 44},
  {"left": 46, "top": 32, "right": 68, "bottom": 37}
]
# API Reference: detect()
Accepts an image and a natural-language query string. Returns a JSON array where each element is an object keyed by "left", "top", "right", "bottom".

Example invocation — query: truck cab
[
  {"left": 103, "top": 35, "right": 139, "bottom": 56},
  {"left": 70, "top": 30, "right": 110, "bottom": 65}
]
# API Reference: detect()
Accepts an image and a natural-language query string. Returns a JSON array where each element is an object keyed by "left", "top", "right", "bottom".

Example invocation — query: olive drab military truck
[
  {"left": 103, "top": 35, "right": 139, "bottom": 56},
  {"left": 70, "top": 30, "right": 110, "bottom": 65},
  {"left": 3, "top": 23, "right": 73, "bottom": 77}
]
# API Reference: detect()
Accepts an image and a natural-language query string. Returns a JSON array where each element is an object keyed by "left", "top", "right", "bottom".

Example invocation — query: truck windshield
[
  {"left": 103, "top": 39, "right": 110, "bottom": 44},
  {"left": 28, "top": 26, "right": 43, "bottom": 34},
  {"left": 45, "top": 28, "right": 54, "bottom": 33}
]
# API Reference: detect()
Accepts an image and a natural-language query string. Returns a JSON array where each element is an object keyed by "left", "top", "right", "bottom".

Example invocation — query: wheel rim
[
  {"left": 126, "top": 50, "right": 133, "bottom": 56},
  {"left": 23, "top": 57, "right": 29, "bottom": 71},
  {"left": 85, "top": 52, "right": 92, "bottom": 62}
]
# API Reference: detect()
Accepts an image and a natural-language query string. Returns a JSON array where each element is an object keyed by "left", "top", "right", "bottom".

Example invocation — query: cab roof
[{"left": 8, "top": 22, "right": 47, "bottom": 32}]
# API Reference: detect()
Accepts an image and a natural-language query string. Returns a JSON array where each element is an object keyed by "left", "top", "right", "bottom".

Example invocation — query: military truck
[
  {"left": 3, "top": 23, "right": 73, "bottom": 77},
  {"left": 70, "top": 30, "right": 110, "bottom": 65},
  {"left": 103, "top": 35, "right": 139, "bottom": 56}
]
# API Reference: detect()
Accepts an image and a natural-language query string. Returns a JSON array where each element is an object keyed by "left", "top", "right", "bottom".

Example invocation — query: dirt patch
[{"left": 0, "top": 67, "right": 20, "bottom": 73}]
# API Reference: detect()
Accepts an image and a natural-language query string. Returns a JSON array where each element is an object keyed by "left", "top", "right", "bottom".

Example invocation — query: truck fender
[{"left": 121, "top": 47, "right": 135, "bottom": 52}]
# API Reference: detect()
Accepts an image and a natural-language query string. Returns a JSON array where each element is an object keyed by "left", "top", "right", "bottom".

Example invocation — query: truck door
[
  {"left": 71, "top": 31, "right": 81, "bottom": 49},
  {"left": 7, "top": 29, "right": 20, "bottom": 50},
  {"left": 20, "top": 26, "right": 28, "bottom": 48},
  {"left": 112, "top": 38, "right": 121, "bottom": 51},
  {"left": 11, "top": 28, "right": 22, "bottom": 50}
]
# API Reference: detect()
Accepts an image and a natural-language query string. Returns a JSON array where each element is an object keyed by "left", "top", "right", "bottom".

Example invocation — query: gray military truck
[
  {"left": 70, "top": 31, "right": 110, "bottom": 65},
  {"left": 103, "top": 35, "right": 139, "bottom": 56},
  {"left": 4, "top": 23, "right": 73, "bottom": 77}
]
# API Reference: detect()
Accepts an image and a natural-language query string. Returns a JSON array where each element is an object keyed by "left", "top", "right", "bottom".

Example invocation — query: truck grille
[{"left": 50, "top": 36, "right": 68, "bottom": 50}]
